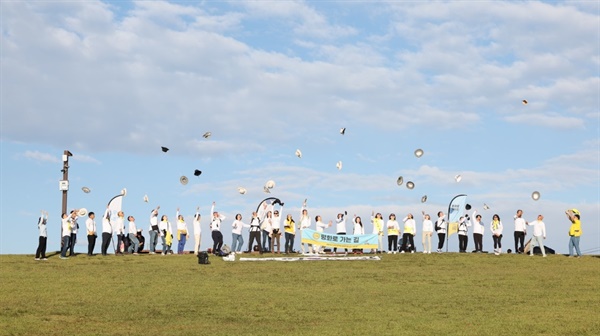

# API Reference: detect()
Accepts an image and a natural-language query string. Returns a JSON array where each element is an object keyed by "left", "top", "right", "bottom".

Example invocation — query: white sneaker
[
  {"left": 35, "top": 258, "right": 40, "bottom": 261},
  {"left": 411, "top": 251, "right": 414, "bottom": 254},
  {"left": 387, "top": 251, "right": 392, "bottom": 254},
  {"left": 393, "top": 251, "right": 397, "bottom": 254},
  {"left": 400, "top": 251, "right": 405, "bottom": 254}
]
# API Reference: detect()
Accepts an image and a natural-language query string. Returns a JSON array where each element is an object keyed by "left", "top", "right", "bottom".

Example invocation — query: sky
[{"left": 1, "top": 0, "right": 598, "bottom": 255}]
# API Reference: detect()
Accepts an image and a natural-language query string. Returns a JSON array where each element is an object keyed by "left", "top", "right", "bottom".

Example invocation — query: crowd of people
[{"left": 34, "top": 201, "right": 584, "bottom": 259}]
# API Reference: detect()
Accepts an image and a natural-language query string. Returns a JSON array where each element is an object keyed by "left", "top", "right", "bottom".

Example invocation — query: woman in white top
[
  {"left": 490, "top": 214, "right": 503, "bottom": 255},
  {"left": 353, "top": 216, "right": 365, "bottom": 254},
  {"left": 127, "top": 216, "right": 139, "bottom": 255},
  {"left": 159, "top": 215, "right": 173, "bottom": 255},
  {"left": 313, "top": 215, "right": 332, "bottom": 254},
  {"left": 35, "top": 210, "right": 48, "bottom": 260},
  {"left": 261, "top": 211, "right": 273, "bottom": 253},
  {"left": 435, "top": 211, "right": 447, "bottom": 253},
  {"left": 176, "top": 208, "right": 189, "bottom": 254},
  {"left": 421, "top": 212, "right": 434, "bottom": 254},
  {"left": 210, "top": 202, "right": 226, "bottom": 254},
  {"left": 271, "top": 208, "right": 283, "bottom": 253},
  {"left": 386, "top": 214, "right": 400, "bottom": 254},
  {"left": 400, "top": 214, "right": 416, "bottom": 253},
  {"left": 334, "top": 212, "right": 348, "bottom": 253},
  {"left": 231, "top": 214, "right": 250, "bottom": 253},
  {"left": 472, "top": 210, "right": 485, "bottom": 253},
  {"left": 299, "top": 202, "right": 311, "bottom": 254}
]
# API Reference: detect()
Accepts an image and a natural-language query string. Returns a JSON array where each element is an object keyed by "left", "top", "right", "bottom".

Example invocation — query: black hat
[
  {"left": 465, "top": 204, "right": 472, "bottom": 210},
  {"left": 194, "top": 170, "right": 202, "bottom": 176},
  {"left": 161, "top": 146, "right": 169, "bottom": 153}
]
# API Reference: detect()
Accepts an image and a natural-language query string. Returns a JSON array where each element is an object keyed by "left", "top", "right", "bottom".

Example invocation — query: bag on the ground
[
  {"left": 221, "top": 244, "right": 231, "bottom": 255},
  {"left": 197, "top": 251, "right": 210, "bottom": 265}
]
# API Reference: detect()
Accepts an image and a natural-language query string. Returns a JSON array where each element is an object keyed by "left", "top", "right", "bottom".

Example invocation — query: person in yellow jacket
[
  {"left": 566, "top": 209, "right": 582, "bottom": 257},
  {"left": 283, "top": 214, "right": 296, "bottom": 254},
  {"left": 371, "top": 212, "right": 384, "bottom": 253},
  {"left": 386, "top": 214, "right": 400, "bottom": 254}
]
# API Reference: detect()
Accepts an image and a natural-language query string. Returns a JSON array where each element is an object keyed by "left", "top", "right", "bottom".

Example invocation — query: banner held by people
[{"left": 301, "top": 229, "right": 378, "bottom": 249}]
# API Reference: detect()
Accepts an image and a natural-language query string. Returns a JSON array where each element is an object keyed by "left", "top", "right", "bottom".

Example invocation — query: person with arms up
[
  {"left": 231, "top": 214, "right": 249, "bottom": 254},
  {"left": 86, "top": 211, "right": 97, "bottom": 256},
  {"left": 333, "top": 211, "right": 348, "bottom": 254},
  {"left": 400, "top": 213, "right": 416, "bottom": 253},
  {"left": 35, "top": 210, "right": 48, "bottom": 260},
  {"left": 491, "top": 214, "right": 503, "bottom": 255},
  {"left": 60, "top": 212, "right": 74, "bottom": 259},
  {"left": 210, "top": 202, "right": 225, "bottom": 255},
  {"left": 299, "top": 200, "right": 312, "bottom": 254},
  {"left": 176, "top": 208, "right": 189, "bottom": 254},
  {"left": 101, "top": 208, "right": 112, "bottom": 256},
  {"left": 114, "top": 211, "right": 126, "bottom": 255},
  {"left": 421, "top": 212, "right": 433, "bottom": 254},
  {"left": 127, "top": 215, "right": 139, "bottom": 255},
  {"left": 284, "top": 214, "right": 296, "bottom": 254},
  {"left": 566, "top": 209, "right": 582, "bottom": 258},
  {"left": 247, "top": 211, "right": 263, "bottom": 254},
  {"left": 371, "top": 212, "right": 384, "bottom": 253},
  {"left": 472, "top": 210, "right": 484, "bottom": 253},
  {"left": 193, "top": 207, "right": 201, "bottom": 255},
  {"left": 435, "top": 211, "right": 447, "bottom": 253},
  {"left": 514, "top": 210, "right": 527, "bottom": 254},
  {"left": 527, "top": 215, "right": 546, "bottom": 257},
  {"left": 353, "top": 215, "right": 365, "bottom": 254},
  {"left": 314, "top": 215, "right": 332, "bottom": 254}
]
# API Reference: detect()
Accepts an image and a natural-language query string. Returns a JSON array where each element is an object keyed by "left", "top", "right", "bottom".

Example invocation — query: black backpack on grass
[{"left": 197, "top": 251, "right": 210, "bottom": 265}]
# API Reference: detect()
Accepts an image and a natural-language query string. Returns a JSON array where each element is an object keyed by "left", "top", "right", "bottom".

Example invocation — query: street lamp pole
[{"left": 59, "top": 150, "right": 73, "bottom": 247}]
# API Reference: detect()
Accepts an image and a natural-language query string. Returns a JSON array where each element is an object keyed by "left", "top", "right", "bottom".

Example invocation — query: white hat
[
  {"left": 483, "top": 203, "right": 490, "bottom": 210},
  {"left": 265, "top": 180, "right": 276, "bottom": 189},
  {"left": 396, "top": 176, "right": 403, "bottom": 186},
  {"left": 454, "top": 175, "right": 462, "bottom": 183},
  {"left": 531, "top": 191, "right": 540, "bottom": 201},
  {"left": 406, "top": 181, "right": 415, "bottom": 189},
  {"left": 263, "top": 186, "right": 271, "bottom": 194},
  {"left": 336, "top": 161, "right": 342, "bottom": 170},
  {"left": 82, "top": 186, "right": 91, "bottom": 193},
  {"left": 295, "top": 149, "right": 302, "bottom": 158},
  {"left": 421, "top": 195, "right": 427, "bottom": 203},
  {"left": 180, "top": 176, "right": 188, "bottom": 185},
  {"left": 340, "top": 127, "right": 346, "bottom": 135},
  {"left": 143, "top": 194, "right": 149, "bottom": 203},
  {"left": 414, "top": 149, "right": 424, "bottom": 158},
  {"left": 238, "top": 187, "right": 247, "bottom": 195},
  {"left": 203, "top": 132, "right": 212, "bottom": 139}
]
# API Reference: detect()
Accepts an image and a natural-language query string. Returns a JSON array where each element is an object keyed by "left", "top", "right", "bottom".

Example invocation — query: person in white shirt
[
  {"left": 491, "top": 214, "right": 503, "bottom": 255},
  {"left": 148, "top": 206, "right": 160, "bottom": 254},
  {"left": 231, "top": 214, "right": 250, "bottom": 253},
  {"left": 60, "top": 212, "right": 74, "bottom": 259},
  {"left": 353, "top": 215, "right": 365, "bottom": 254},
  {"left": 35, "top": 210, "right": 48, "bottom": 260},
  {"left": 159, "top": 215, "right": 173, "bottom": 255},
  {"left": 210, "top": 202, "right": 226, "bottom": 254},
  {"left": 457, "top": 215, "right": 471, "bottom": 253},
  {"left": 86, "top": 212, "right": 97, "bottom": 256},
  {"left": 127, "top": 216, "right": 139, "bottom": 255},
  {"left": 114, "top": 211, "right": 126, "bottom": 254},
  {"left": 261, "top": 211, "right": 273, "bottom": 253},
  {"left": 175, "top": 208, "right": 189, "bottom": 254},
  {"left": 472, "top": 210, "right": 485, "bottom": 253},
  {"left": 101, "top": 208, "right": 112, "bottom": 256},
  {"left": 527, "top": 214, "right": 546, "bottom": 257},
  {"left": 271, "top": 207, "right": 284, "bottom": 254},
  {"left": 299, "top": 201, "right": 311, "bottom": 254},
  {"left": 193, "top": 207, "right": 201, "bottom": 255},
  {"left": 514, "top": 209, "right": 527, "bottom": 254},
  {"left": 333, "top": 211, "right": 348, "bottom": 253},
  {"left": 247, "top": 212, "right": 263, "bottom": 254},
  {"left": 371, "top": 212, "right": 384, "bottom": 253},
  {"left": 435, "top": 211, "right": 447, "bottom": 253},
  {"left": 421, "top": 212, "right": 434, "bottom": 254},
  {"left": 68, "top": 211, "right": 79, "bottom": 257},
  {"left": 386, "top": 213, "right": 400, "bottom": 254},
  {"left": 313, "top": 215, "right": 332, "bottom": 254},
  {"left": 400, "top": 214, "right": 416, "bottom": 253}
]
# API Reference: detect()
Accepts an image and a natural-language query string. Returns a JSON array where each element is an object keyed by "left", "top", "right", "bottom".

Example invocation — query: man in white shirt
[
  {"left": 101, "top": 208, "right": 112, "bottom": 256},
  {"left": 472, "top": 210, "right": 484, "bottom": 253},
  {"left": 86, "top": 212, "right": 97, "bottom": 256},
  {"left": 514, "top": 210, "right": 527, "bottom": 254},
  {"left": 527, "top": 215, "right": 547, "bottom": 257}
]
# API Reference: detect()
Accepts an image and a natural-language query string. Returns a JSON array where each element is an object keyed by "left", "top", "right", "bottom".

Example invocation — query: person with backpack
[
  {"left": 35, "top": 210, "right": 48, "bottom": 260},
  {"left": 210, "top": 202, "right": 225, "bottom": 255},
  {"left": 246, "top": 211, "right": 263, "bottom": 254},
  {"left": 435, "top": 211, "right": 447, "bottom": 253}
]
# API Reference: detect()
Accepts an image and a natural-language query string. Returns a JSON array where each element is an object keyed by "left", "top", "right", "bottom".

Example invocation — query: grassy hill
[{"left": 1, "top": 252, "right": 598, "bottom": 335}]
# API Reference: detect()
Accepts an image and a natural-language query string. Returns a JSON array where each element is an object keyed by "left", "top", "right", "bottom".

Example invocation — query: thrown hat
[
  {"left": 295, "top": 149, "right": 302, "bottom": 158},
  {"left": 161, "top": 146, "right": 169, "bottom": 153},
  {"left": 465, "top": 204, "right": 472, "bottom": 211},
  {"left": 414, "top": 149, "right": 424, "bottom": 158},
  {"left": 265, "top": 180, "right": 276, "bottom": 189},
  {"left": 180, "top": 176, "right": 189, "bottom": 185},
  {"left": 203, "top": 132, "right": 211, "bottom": 139},
  {"left": 340, "top": 127, "right": 346, "bottom": 135},
  {"left": 263, "top": 186, "right": 271, "bottom": 194},
  {"left": 397, "top": 176, "right": 404, "bottom": 186},
  {"left": 406, "top": 181, "right": 415, "bottom": 189},
  {"left": 421, "top": 195, "right": 427, "bottom": 203},
  {"left": 194, "top": 170, "right": 202, "bottom": 176},
  {"left": 143, "top": 194, "right": 149, "bottom": 203},
  {"left": 336, "top": 161, "right": 342, "bottom": 170},
  {"left": 82, "top": 186, "right": 91, "bottom": 194},
  {"left": 483, "top": 203, "right": 490, "bottom": 210},
  {"left": 238, "top": 187, "right": 247, "bottom": 195},
  {"left": 531, "top": 191, "right": 540, "bottom": 201},
  {"left": 522, "top": 99, "right": 528, "bottom": 105},
  {"left": 454, "top": 175, "right": 462, "bottom": 183}
]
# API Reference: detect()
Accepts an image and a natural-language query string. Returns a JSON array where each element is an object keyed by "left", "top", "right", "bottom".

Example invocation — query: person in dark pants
[
  {"left": 457, "top": 215, "right": 470, "bottom": 253},
  {"left": 68, "top": 210, "right": 79, "bottom": 256},
  {"left": 247, "top": 212, "right": 263, "bottom": 254},
  {"left": 513, "top": 209, "right": 527, "bottom": 253},
  {"left": 435, "top": 211, "right": 447, "bottom": 253},
  {"left": 86, "top": 212, "right": 97, "bottom": 256},
  {"left": 101, "top": 208, "right": 112, "bottom": 256},
  {"left": 35, "top": 210, "right": 48, "bottom": 260},
  {"left": 210, "top": 202, "right": 225, "bottom": 254},
  {"left": 60, "top": 212, "right": 73, "bottom": 259},
  {"left": 284, "top": 214, "right": 296, "bottom": 254}
]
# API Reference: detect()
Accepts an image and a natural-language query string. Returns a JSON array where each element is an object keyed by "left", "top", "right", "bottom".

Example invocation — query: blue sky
[{"left": 1, "top": 0, "right": 598, "bottom": 255}]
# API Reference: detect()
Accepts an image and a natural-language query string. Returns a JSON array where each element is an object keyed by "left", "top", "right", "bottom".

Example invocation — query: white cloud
[
  {"left": 503, "top": 113, "right": 585, "bottom": 129},
  {"left": 20, "top": 150, "right": 60, "bottom": 163},
  {"left": 72, "top": 154, "right": 101, "bottom": 164}
]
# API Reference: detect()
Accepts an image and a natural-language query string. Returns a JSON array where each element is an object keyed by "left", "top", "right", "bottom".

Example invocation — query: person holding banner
[
  {"left": 514, "top": 210, "right": 527, "bottom": 254},
  {"left": 210, "top": 202, "right": 225, "bottom": 255},
  {"left": 86, "top": 212, "right": 97, "bottom": 256},
  {"left": 491, "top": 214, "right": 503, "bottom": 255},
  {"left": 472, "top": 210, "right": 484, "bottom": 253},
  {"left": 101, "top": 208, "right": 112, "bottom": 256},
  {"left": 421, "top": 212, "right": 433, "bottom": 254},
  {"left": 176, "top": 208, "right": 189, "bottom": 254},
  {"left": 247, "top": 211, "right": 263, "bottom": 254},
  {"left": 353, "top": 216, "right": 365, "bottom": 254},
  {"left": 314, "top": 215, "right": 332, "bottom": 254},
  {"left": 35, "top": 211, "right": 48, "bottom": 260},
  {"left": 284, "top": 214, "right": 295, "bottom": 254},
  {"left": 193, "top": 207, "right": 201, "bottom": 255},
  {"left": 371, "top": 212, "right": 384, "bottom": 253},
  {"left": 149, "top": 206, "right": 160, "bottom": 254},
  {"left": 333, "top": 212, "right": 348, "bottom": 253},
  {"left": 299, "top": 202, "right": 311, "bottom": 254},
  {"left": 387, "top": 213, "right": 400, "bottom": 254},
  {"left": 435, "top": 211, "right": 447, "bottom": 253},
  {"left": 400, "top": 213, "right": 416, "bottom": 253},
  {"left": 127, "top": 215, "right": 139, "bottom": 255}
]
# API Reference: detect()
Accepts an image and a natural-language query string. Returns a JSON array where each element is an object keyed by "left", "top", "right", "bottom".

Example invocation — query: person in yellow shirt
[
  {"left": 283, "top": 214, "right": 296, "bottom": 254},
  {"left": 566, "top": 209, "right": 582, "bottom": 257}
]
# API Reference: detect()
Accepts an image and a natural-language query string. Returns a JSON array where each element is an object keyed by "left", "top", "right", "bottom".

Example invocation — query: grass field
[{"left": 1, "top": 252, "right": 599, "bottom": 336}]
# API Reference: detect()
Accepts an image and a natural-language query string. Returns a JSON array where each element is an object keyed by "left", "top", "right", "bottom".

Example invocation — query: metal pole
[{"left": 60, "top": 150, "right": 72, "bottom": 250}]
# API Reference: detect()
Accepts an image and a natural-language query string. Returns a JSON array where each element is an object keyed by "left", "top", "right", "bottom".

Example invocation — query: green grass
[{"left": 1, "top": 253, "right": 599, "bottom": 336}]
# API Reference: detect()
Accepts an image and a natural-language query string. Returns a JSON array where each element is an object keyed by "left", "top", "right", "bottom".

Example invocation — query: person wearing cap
[
  {"left": 457, "top": 215, "right": 471, "bottom": 253},
  {"left": 386, "top": 214, "right": 400, "bottom": 254},
  {"left": 333, "top": 212, "right": 348, "bottom": 254},
  {"left": 247, "top": 212, "right": 263, "bottom": 254},
  {"left": 126, "top": 215, "right": 139, "bottom": 255},
  {"left": 371, "top": 212, "right": 384, "bottom": 253},
  {"left": 353, "top": 215, "right": 365, "bottom": 254},
  {"left": 400, "top": 213, "right": 416, "bottom": 253},
  {"left": 231, "top": 214, "right": 249, "bottom": 253},
  {"left": 471, "top": 210, "right": 484, "bottom": 253},
  {"left": 148, "top": 206, "right": 160, "bottom": 254},
  {"left": 299, "top": 201, "right": 312, "bottom": 254},
  {"left": 35, "top": 210, "right": 48, "bottom": 260},
  {"left": 68, "top": 210, "right": 79, "bottom": 256},
  {"left": 513, "top": 210, "right": 527, "bottom": 254},
  {"left": 86, "top": 212, "right": 97, "bottom": 256},
  {"left": 210, "top": 202, "right": 225, "bottom": 255},
  {"left": 314, "top": 215, "right": 332, "bottom": 254},
  {"left": 114, "top": 211, "right": 126, "bottom": 255},
  {"left": 566, "top": 210, "right": 582, "bottom": 257},
  {"left": 101, "top": 207, "right": 112, "bottom": 256},
  {"left": 284, "top": 214, "right": 296, "bottom": 254},
  {"left": 175, "top": 208, "right": 189, "bottom": 254},
  {"left": 421, "top": 212, "right": 433, "bottom": 254},
  {"left": 193, "top": 207, "right": 201, "bottom": 255},
  {"left": 159, "top": 215, "right": 173, "bottom": 255},
  {"left": 491, "top": 214, "right": 503, "bottom": 255},
  {"left": 435, "top": 211, "right": 447, "bottom": 253},
  {"left": 527, "top": 215, "right": 546, "bottom": 257}
]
